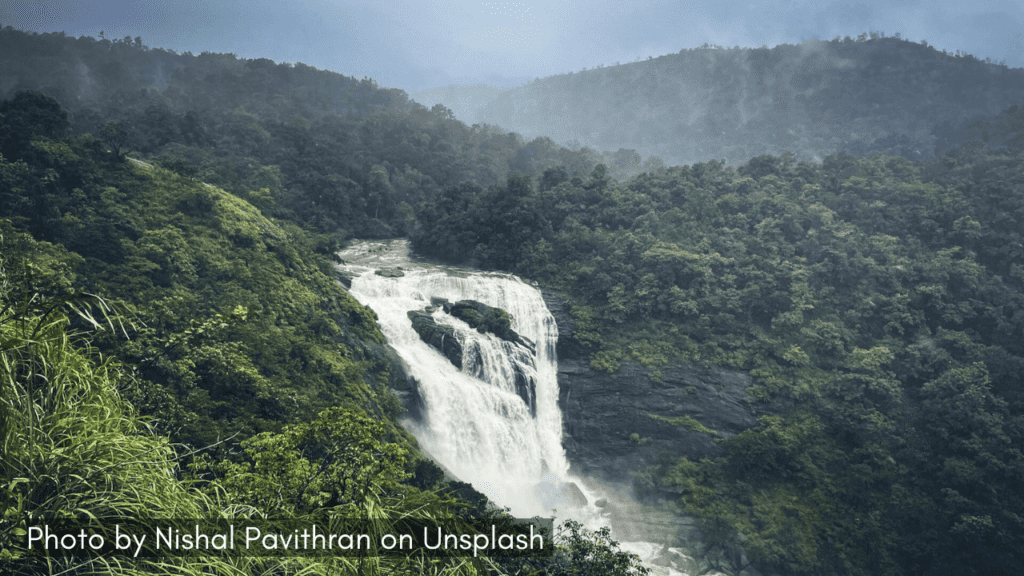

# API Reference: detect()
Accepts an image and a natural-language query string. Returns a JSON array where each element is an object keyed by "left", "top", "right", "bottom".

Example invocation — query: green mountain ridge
[{"left": 475, "top": 36, "right": 1024, "bottom": 166}]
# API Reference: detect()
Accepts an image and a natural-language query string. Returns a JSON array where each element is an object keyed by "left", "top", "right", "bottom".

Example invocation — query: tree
[
  {"left": 211, "top": 406, "right": 410, "bottom": 514},
  {"left": 548, "top": 520, "right": 650, "bottom": 576},
  {"left": 0, "top": 91, "right": 71, "bottom": 159},
  {"left": 99, "top": 120, "right": 128, "bottom": 158}
]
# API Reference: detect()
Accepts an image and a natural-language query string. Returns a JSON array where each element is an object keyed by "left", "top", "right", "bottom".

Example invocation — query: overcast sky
[{"left": 2, "top": 0, "right": 1022, "bottom": 91}]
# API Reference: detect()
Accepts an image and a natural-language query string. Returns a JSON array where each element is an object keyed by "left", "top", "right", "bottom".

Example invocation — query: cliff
[{"left": 543, "top": 290, "right": 757, "bottom": 481}]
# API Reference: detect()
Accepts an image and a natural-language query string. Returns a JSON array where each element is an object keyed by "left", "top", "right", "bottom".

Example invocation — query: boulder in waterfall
[
  {"left": 408, "top": 310, "right": 463, "bottom": 369},
  {"left": 375, "top": 267, "right": 405, "bottom": 277},
  {"left": 558, "top": 481, "right": 589, "bottom": 508},
  {"left": 391, "top": 375, "right": 426, "bottom": 422},
  {"left": 534, "top": 479, "right": 588, "bottom": 510},
  {"left": 512, "top": 361, "right": 537, "bottom": 417},
  {"left": 445, "top": 300, "right": 534, "bottom": 351}
]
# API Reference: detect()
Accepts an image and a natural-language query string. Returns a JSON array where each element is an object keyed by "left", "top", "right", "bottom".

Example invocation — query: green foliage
[
  {"left": 0, "top": 29, "right": 605, "bottom": 241},
  {"left": 5, "top": 29, "right": 1024, "bottom": 576},
  {"left": 0, "top": 91, "right": 71, "bottom": 160},
  {"left": 98, "top": 121, "right": 128, "bottom": 158},
  {"left": 208, "top": 406, "right": 411, "bottom": 515},
  {"left": 414, "top": 139, "right": 1024, "bottom": 574},
  {"left": 508, "top": 520, "right": 649, "bottom": 576},
  {"left": 449, "top": 301, "right": 518, "bottom": 342},
  {"left": 649, "top": 414, "right": 717, "bottom": 436},
  {"left": 1, "top": 127, "right": 404, "bottom": 447},
  {"left": 552, "top": 521, "right": 649, "bottom": 575},
  {"left": 0, "top": 252, "right": 244, "bottom": 574}
]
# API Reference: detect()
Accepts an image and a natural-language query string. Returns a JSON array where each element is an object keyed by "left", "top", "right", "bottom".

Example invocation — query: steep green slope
[
  {"left": 0, "top": 93, "right": 402, "bottom": 448},
  {"left": 0, "top": 233, "right": 518, "bottom": 576},
  {"left": 0, "top": 88, "right": 650, "bottom": 576}
]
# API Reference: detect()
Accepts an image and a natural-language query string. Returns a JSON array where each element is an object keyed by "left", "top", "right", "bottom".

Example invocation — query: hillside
[
  {"left": 476, "top": 36, "right": 1024, "bottom": 166},
  {"left": 414, "top": 131, "right": 1024, "bottom": 574},
  {"left": 0, "top": 26, "right": 603, "bottom": 236},
  {"left": 0, "top": 28, "right": 656, "bottom": 575},
  {"left": 409, "top": 83, "right": 510, "bottom": 126}
]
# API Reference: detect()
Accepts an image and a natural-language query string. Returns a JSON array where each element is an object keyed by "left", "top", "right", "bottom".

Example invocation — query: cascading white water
[
  {"left": 338, "top": 239, "right": 580, "bottom": 518},
  {"left": 341, "top": 240, "right": 693, "bottom": 576}
]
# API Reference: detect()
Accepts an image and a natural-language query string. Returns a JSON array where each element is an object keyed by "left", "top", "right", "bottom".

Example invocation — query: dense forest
[
  {"left": 460, "top": 35, "right": 1024, "bottom": 167},
  {"left": 3, "top": 25, "right": 1024, "bottom": 576},
  {"left": 0, "top": 28, "right": 648, "bottom": 575},
  {"left": 412, "top": 119, "right": 1024, "bottom": 575}
]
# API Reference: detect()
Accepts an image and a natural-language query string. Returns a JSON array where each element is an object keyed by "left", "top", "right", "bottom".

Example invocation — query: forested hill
[
  {"left": 413, "top": 131, "right": 1024, "bottom": 575},
  {"left": 0, "top": 27, "right": 654, "bottom": 575},
  {"left": 0, "top": 26, "right": 607, "bottom": 236},
  {"left": 475, "top": 35, "right": 1024, "bottom": 166}
]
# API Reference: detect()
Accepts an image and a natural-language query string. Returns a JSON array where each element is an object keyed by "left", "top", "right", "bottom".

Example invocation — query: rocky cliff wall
[{"left": 542, "top": 290, "right": 758, "bottom": 481}]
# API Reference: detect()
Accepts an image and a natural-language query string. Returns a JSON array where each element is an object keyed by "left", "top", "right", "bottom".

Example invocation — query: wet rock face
[
  {"left": 407, "top": 301, "right": 538, "bottom": 417},
  {"left": 407, "top": 309, "right": 463, "bottom": 369},
  {"left": 511, "top": 362, "right": 537, "bottom": 418},
  {"left": 393, "top": 375, "right": 427, "bottom": 422},
  {"left": 334, "top": 269, "right": 355, "bottom": 289},
  {"left": 437, "top": 299, "right": 535, "bottom": 351},
  {"left": 541, "top": 291, "right": 758, "bottom": 482},
  {"left": 375, "top": 267, "right": 405, "bottom": 277}
]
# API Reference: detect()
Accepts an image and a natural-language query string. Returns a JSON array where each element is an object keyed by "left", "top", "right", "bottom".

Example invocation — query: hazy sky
[{"left": 3, "top": 0, "right": 1022, "bottom": 91}]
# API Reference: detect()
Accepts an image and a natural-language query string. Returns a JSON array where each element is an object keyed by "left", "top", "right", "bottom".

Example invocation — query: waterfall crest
[{"left": 339, "top": 240, "right": 578, "bottom": 517}]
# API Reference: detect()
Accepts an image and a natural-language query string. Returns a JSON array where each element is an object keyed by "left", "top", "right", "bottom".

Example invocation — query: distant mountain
[
  {"left": 477, "top": 37, "right": 1024, "bottom": 166},
  {"left": 409, "top": 83, "right": 509, "bottom": 125}
]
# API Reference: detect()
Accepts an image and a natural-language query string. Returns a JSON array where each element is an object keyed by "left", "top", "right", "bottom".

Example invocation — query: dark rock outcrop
[
  {"left": 510, "top": 360, "right": 537, "bottom": 417},
  {"left": 540, "top": 289, "right": 582, "bottom": 359},
  {"left": 442, "top": 299, "right": 534, "bottom": 351},
  {"left": 334, "top": 269, "right": 355, "bottom": 289},
  {"left": 409, "top": 300, "right": 539, "bottom": 417},
  {"left": 408, "top": 310, "right": 463, "bottom": 369},
  {"left": 392, "top": 375, "right": 427, "bottom": 422},
  {"left": 541, "top": 291, "right": 758, "bottom": 481}
]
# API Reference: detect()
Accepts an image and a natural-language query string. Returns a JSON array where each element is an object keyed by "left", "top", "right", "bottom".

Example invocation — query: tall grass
[{"left": 0, "top": 261, "right": 501, "bottom": 575}]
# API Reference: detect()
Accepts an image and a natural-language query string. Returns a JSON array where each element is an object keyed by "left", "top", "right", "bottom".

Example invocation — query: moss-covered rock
[
  {"left": 443, "top": 300, "right": 530, "bottom": 348},
  {"left": 407, "top": 309, "right": 463, "bottom": 368}
]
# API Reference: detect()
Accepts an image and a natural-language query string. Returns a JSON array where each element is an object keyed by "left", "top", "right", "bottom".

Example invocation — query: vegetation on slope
[
  {"left": 0, "top": 80, "right": 647, "bottom": 576},
  {"left": 0, "top": 26, "right": 607, "bottom": 236},
  {"left": 0, "top": 240, "right": 515, "bottom": 575},
  {"left": 412, "top": 113, "right": 1024, "bottom": 575},
  {"left": 0, "top": 92, "right": 402, "bottom": 447}
]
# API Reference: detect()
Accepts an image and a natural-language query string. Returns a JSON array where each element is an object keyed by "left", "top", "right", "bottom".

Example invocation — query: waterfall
[{"left": 338, "top": 240, "right": 582, "bottom": 518}]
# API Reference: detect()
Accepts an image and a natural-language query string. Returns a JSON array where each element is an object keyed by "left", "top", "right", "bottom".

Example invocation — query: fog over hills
[
  {"left": 415, "top": 36, "right": 1024, "bottom": 167},
  {"left": 409, "top": 84, "right": 509, "bottom": 127}
]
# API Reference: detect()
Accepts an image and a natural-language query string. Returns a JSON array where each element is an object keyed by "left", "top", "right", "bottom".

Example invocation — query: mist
[{"left": 3, "top": 0, "right": 1021, "bottom": 92}]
